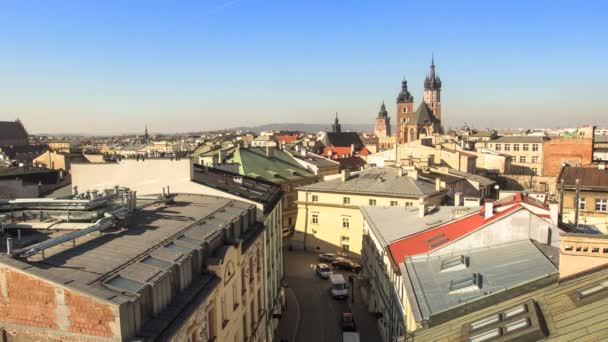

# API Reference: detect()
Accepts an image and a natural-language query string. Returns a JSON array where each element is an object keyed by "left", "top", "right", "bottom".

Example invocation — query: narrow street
[{"left": 277, "top": 248, "right": 382, "bottom": 342}]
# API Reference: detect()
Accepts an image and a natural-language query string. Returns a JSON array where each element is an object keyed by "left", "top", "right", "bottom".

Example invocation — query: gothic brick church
[{"left": 391, "top": 58, "right": 443, "bottom": 143}]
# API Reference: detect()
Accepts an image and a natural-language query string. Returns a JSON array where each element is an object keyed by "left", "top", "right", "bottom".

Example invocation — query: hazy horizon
[{"left": 1, "top": 1, "right": 607, "bottom": 134}]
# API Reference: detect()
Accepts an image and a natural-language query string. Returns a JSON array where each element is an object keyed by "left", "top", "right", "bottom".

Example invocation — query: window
[
  {"left": 504, "top": 144, "right": 511, "bottom": 151},
  {"left": 241, "top": 266, "right": 246, "bottom": 294},
  {"left": 369, "top": 199, "right": 376, "bottom": 206},
  {"left": 532, "top": 144, "right": 539, "bottom": 151},
  {"left": 596, "top": 199, "right": 607, "bottom": 212},
  {"left": 343, "top": 197, "right": 350, "bottom": 205},
  {"left": 311, "top": 213, "right": 319, "bottom": 224},
  {"left": 523, "top": 144, "right": 529, "bottom": 151},
  {"left": 221, "top": 296, "right": 227, "bottom": 327},
  {"left": 531, "top": 167, "right": 538, "bottom": 175},
  {"left": 341, "top": 236, "right": 350, "bottom": 242},
  {"left": 495, "top": 144, "right": 501, "bottom": 151},
  {"left": 513, "top": 144, "right": 519, "bottom": 151},
  {"left": 206, "top": 306, "right": 217, "bottom": 341},
  {"left": 232, "top": 281, "right": 238, "bottom": 310},
  {"left": 312, "top": 195, "right": 318, "bottom": 202},
  {"left": 440, "top": 255, "right": 467, "bottom": 272},
  {"left": 449, "top": 273, "right": 480, "bottom": 293},
  {"left": 519, "top": 156, "right": 526, "bottom": 163},
  {"left": 390, "top": 201, "right": 398, "bottom": 206},
  {"left": 579, "top": 197, "right": 586, "bottom": 210},
  {"left": 342, "top": 217, "right": 350, "bottom": 229},
  {"left": 531, "top": 156, "right": 539, "bottom": 163},
  {"left": 572, "top": 279, "right": 608, "bottom": 305},
  {"left": 463, "top": 300, "right": 546, "bottom": 342}
]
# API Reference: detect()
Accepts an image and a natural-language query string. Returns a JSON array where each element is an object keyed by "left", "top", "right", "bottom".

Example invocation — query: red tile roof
[
  {"left": 321, "top": 146, "right": 370, "bottom": 158},
  {"left": 276, "top": 135, "right": 299, "bottom": 144},
  {"left": 388, "top": 204, "right": 521, "bottom": 264}
]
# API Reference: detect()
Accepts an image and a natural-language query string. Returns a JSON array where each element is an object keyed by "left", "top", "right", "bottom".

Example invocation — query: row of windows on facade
[
  {"left": 311, "top": 195, "right": 413, "bottom": 207},
  {"left": 578, "top": 198, "right": 608, "bottom": 212},
  {"left": 491, "top": 143, "right": 539, "bottom": 152},
  {"left": 310, "top": 214, "right": 351, "bottom": 229},
  {"left": 513, "top": 155, "right": 540, "bottom": 164}
]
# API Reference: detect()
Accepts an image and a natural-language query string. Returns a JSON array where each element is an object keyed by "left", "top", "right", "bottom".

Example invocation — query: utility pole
[{"left": 574, "top": 179, "right": 580, "bottom": 227}]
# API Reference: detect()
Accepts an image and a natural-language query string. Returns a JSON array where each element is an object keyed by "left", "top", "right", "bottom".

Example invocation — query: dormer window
[
  {"left": 440, "top": 255, "right": 468, "bottom": 272},
  {"left": 449, "top": 273, "right": 480, "bottom": 293}
]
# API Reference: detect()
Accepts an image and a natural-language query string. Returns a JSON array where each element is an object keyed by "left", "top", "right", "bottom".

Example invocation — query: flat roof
[{"left": 0, "top": 194, "right": 254, "bottom": 305}]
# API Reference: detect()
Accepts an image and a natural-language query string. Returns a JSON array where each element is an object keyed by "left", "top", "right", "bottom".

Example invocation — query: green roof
[{"left": 229, "top": 147, "right": 315, "bottom": 183}]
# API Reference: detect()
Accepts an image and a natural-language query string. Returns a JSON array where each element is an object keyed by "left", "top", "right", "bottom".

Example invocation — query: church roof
[
  {"left": 320, "top": 132, "right": 364, "bottom": 149},
  {"left": 0, "top": 120, "right": 29, "bottom": 145},
  {"left": 413, "top": 102, "right": 439, "bottom": 125}
]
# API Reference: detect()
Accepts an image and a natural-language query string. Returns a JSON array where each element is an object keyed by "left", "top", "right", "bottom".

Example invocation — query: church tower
[
  {"left": 396, "top": 79, "right": 414, "bottom": 143},
  {"left": 332, "top": 113, "right": 342, "bottom": 133},
  {"left": 423, "top": 56, "right": 442, "bottom": 120},
  {"left": 374, "top": 102, "right": 391, "bottom": 138}
]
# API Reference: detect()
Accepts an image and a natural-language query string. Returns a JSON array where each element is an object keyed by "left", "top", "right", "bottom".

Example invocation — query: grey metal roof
[
  {"left": 361, "top": 205, "right": 479, "bottom": 247},
  {"left": 0, "top": 194, "right": 254, "bottom": 305},
  {"left": 491, "top": 136, "right": 546, "bottom": 143},
  {"left": 403, "top": 240, "right": 559, "bottom": 323},
  {"left": 299, "top": 167, "right": 441, "bottom": 198},
  {"left": 446, "top": 169, "right": 496, "bottom": 187}
]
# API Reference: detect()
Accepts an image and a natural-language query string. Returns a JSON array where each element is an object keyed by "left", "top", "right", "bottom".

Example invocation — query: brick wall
[
  {"left": 0, "top": 266, "right": 118, "bottom": 340},
  {"left": 543, "top": 139, "right": 593, "bottom": 177},
  {"left": 65, "top": 289, "right": 115, "bottom": 337},
  {"left": 0, "top": 268, "right": 58, "bottom": 329}
]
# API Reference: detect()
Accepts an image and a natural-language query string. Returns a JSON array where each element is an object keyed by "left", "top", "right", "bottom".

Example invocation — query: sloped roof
[
  {"left": 413, "top": 102, "right": 438, "bottom": 125},
  {"left": 298, "top": 167, "right": 441, "bottom": 198},
  {"left": 320, "top": 132, "right": 363, "bottom": 149},
  {"left": 403, "top": 239, "right": 559, "bottom": 323},
  {"left": 389, "top": 204, "right": 521, "bottom": 264},
  {"left": 558, "top": 166, "right": 608, "bottom": 190},
  {"left": 230, "top": 147, "right": 315, "bottom": 183},
  {"left": 492, "top": 136, "right": 545, "bottom": 143},
  {"left": 0, "top": 121, "right": 28, "bottom": 144}
]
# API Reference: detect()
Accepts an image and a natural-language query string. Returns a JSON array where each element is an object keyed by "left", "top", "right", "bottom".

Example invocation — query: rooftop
[
  {"left": 558, "top": 166, "right": 608, "bottom": 190},
  {"left": 361, "top": 205, "right": 479, "bottom": 248},
  {"left": 0, "top": 194, "right": 255, "bottom": 306},
  {"left": 230, "top": 147, "right": 315, "bottom": 183},
  {"left": 492, "top": 136, "right": 546, "bottom": 143},
  {"left": 403, "top": 239, "right": 559, "bottom": 325},
  {"left": 298, "top": 167, "right": 442, "bottom": 198},
  {"left": 191, "top": 164, "right": 283, "bottom": 214}
]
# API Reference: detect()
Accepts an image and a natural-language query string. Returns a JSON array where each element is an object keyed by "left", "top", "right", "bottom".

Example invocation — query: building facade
[{"left": 293, "top": 167, "right": 444, "bottom": 257}]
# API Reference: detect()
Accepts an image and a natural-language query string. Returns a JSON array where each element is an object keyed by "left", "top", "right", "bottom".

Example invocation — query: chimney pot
[{"left": 341, "top": 169, "right": 350, "bottom": 182}]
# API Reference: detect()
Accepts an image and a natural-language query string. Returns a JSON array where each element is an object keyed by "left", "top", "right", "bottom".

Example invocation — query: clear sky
[{"left": 1, "top": 0, "right": 607, "bottom": 134}]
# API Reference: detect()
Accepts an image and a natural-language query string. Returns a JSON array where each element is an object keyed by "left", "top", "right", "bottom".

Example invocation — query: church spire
[
  {"left": 424, "top": 55, "right": 441, "bottom": 90},
  {"left": 332, "top": 112, "right": 342, "bottom": 133}
]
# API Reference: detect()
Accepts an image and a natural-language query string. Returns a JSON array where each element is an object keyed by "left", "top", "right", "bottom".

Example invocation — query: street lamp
[{"left": 494, "top": 184, "right": 500, "bottom": 200}]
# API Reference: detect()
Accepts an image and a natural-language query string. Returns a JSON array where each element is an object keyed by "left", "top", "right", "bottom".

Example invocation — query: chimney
[
  {"left": 217, "top": 149, "right": 223, "bottom": 164},
  {"left": 73, "top": 185, "right": 78, "bottom": 196},
  {"left": 600, "top": 163, "right": 606, "bottom": 170},
  {"left": 454, "top": 192, "right": 462, "bottom": 206},
  {"left": 435, "top": 178, "right": 441, "bottom": 192},
  {"left": 266, "top": 146, "right": 273, "bottom": 158},
  {"left": 6, "top": 237, "right": 13, "bottom": 256},
  {"left": 549, "top": 201, "right": 559, "bottom": 225},
  {"left": 398, "top": 168, "right": 404, "bottom": 177},
  {"left": 301, "top": 149, "right": 307, "bottom": 157},
  {"left": 351, "top": 144, "right": 355, "bottom": 153},
  {"left": 341, "top": 169, "right": 350, "bottom": 182},
  {"left": 484, "top": 200, "right": 494, "bottom": 220},
  {"left": 418, "top": 203, "right": 426, "bottom": 218}
]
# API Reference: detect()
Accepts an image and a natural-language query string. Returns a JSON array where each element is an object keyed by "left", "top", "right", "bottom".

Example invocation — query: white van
[
  {"left": 329, "top": 273, "right": 348, "bottom": 299},
  {"left": 342, "top": 332, "right": 360, "bottom": 342}
]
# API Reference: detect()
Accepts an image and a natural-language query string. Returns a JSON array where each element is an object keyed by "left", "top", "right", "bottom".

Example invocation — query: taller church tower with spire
[{"left": 423, "top": 56, "right": 442, "bottom": 120}]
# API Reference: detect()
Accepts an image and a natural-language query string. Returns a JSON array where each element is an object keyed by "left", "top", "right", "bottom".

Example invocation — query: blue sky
[{"left": 0, "top": 0, "right": 606, "bottom": 134}]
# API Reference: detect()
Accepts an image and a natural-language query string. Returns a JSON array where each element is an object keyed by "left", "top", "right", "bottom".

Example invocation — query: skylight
[
  {"left": 440, "top": 255, "right": 468, "bottom": 272},
  {"left": 141, "top": 256, "right": 172, "bottom": 269},
  {"left": 105, "top": 275, "right": 146, "bottom": 294},
  {"left": 575, "top": 280, "right": 608, "bottom": 300},
  {"left": 449, "top": 273, "right": 480, "bottom": 293}
]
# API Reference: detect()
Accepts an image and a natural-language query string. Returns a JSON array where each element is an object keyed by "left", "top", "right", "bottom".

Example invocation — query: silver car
[{"left": 315, "top": 263, "right": 332, "bottom": 279}]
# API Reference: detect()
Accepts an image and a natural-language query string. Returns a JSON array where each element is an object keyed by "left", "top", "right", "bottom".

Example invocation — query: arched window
[
  {"left": 420, "top": 127, "right": 428, "bottom": 137},
  {"left": 409, "top": 129, "right": 416, "bottom": 142}
]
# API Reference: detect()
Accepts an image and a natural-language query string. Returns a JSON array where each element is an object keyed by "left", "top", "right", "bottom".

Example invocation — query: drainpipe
[
  {"left": 303, "top": 191, "right": 309, "bottom": 251},
  {"left": 574, "top": 179, "right": 580, "bottom": 227}
]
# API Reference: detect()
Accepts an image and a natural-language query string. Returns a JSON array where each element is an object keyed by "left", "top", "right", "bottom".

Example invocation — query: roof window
[
  {"left": 440, "top": 255, "right": 468, "bottom": 272},
  {"left": 449, "top": 273, "right": 480, "bottom": 293},
  {"left": 105, "top": 275, "right": 146, "bottom": 294}
]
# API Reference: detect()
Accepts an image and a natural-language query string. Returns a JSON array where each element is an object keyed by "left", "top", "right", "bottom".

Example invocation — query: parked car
[
  {"left": 340, "top": 312, "right": 357, "bottom": 332},
  {"left": 315, "top": 263, "right": 332, "bottom": 279},
  {"left": 319, "top": 253, "right": 338, "bottom": 262},
  {"left": 329, "top": 273, "right": 348, "bottom": 299},
  {"left": 332, "top": 259, "right": 361, "bottom": 273}
]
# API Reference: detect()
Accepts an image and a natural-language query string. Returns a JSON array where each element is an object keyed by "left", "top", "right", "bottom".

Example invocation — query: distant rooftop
[
  {"left": 299, "top": 167, "right": 441, "bottom": 198},
  {"left": 492, "top": 136, "right": 546, "bottom": 143}
]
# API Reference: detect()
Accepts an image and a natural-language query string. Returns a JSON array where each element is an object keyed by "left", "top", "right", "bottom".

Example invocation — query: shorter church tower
[
  {"left": 374, "top": 102, "right": 391, "bottom": 138},
  {"left": 396, "top": 79, "right": 414, "bottom": 143}
]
